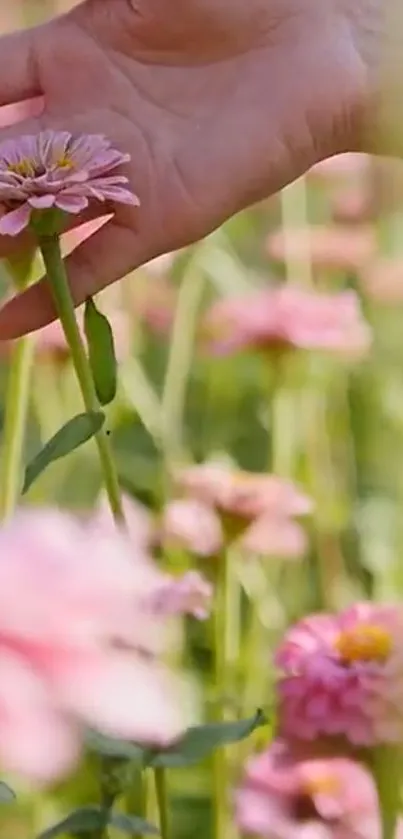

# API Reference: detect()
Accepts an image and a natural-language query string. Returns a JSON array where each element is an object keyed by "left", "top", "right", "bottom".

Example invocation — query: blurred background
[{"left": 2, "top": 1, "right": 403, "bottom": 838}]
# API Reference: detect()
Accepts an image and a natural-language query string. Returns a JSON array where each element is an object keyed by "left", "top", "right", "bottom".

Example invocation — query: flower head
[
  {"left": 0, "top": 508, "right": 185, "bottom": 783},
  {"left": 175, "top": 462, "right": 312, "bottom": 524},
  {"left": 240, "top": 514, "right": 308, "bottom": 559},
  {"left": 266, "top": 226, "right": 375, "bottom": 273},
  {"left": 275, "top": 603, "right": 403, "bottom": 746},
  {"left": 204, "top": 287, "right": 371, "bottom": 359},
  {"left": 0, "top": 131, "right": 139, "bottom": 236},
  {"left": 236, "top": 740, "right": 379, "bottom": 839}
]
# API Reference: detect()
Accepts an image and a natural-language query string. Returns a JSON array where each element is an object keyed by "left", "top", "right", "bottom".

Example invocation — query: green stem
[
  {"left": 154, "top": 768, "right": 169, "bottom": 839},
  {"left": 373, "top": 746, "right": 401, "bottom": 839},
  {"left": 212, "top": 549, "right": 230, "bottom": 839},
  {"left": 0, "top": 334, "right": 35, "bottom": 518},
  {"left": 0, "top": 256, "right": 37, "bottom": 518},
  {"left": 38, "top": 236, "right": 124, "bottom": 523}
]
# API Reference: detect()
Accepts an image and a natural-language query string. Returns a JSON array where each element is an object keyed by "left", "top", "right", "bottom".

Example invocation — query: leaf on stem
[
  {"left": 37, "top": 806, "right": 158, "bottom": 838},
  {"left": 23, "top": 411, "right": 105, "bottom": 494},
  {"left": 84, "top": 298, "right": 117, "bottom": 406}
]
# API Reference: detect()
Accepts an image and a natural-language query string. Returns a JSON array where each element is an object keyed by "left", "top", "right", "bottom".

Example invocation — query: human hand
[{"left": 0, "top": 0, "right": 378, "bottom": 336}]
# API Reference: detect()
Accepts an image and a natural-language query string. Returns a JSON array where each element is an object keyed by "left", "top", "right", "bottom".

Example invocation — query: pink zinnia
[
  {"left": 0, "top": 509, "right": 185, "bottom": 783},
  {"left": 204, "top": 287, "right": 371, "bottom": 359},
  {"left": 236, "top": 740, "right": 379, "bottom": 839},
  {"left": 240, "top": 514, "right": 308, "bottom": 559},
  {"left": 275, "top": 603, "right": 403, "bottom": 746},
  {"left": 176, "top": 462, "right": 312, "bottom": 523},
  {"left": 0, "top": 130, "right": 139, "bottom": 236}
]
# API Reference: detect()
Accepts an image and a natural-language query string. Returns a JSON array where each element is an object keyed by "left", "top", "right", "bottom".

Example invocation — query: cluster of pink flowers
[
  {"left": 168, "top": 461, "right": 312, "bottom": 559},
  {"left": 204, "top": 286, "right": 371, "bottom": 360},
  {"left": 0, "top": 508, "right": 190, "bottom": 784},
  {"left": 236, "top": 740, "right": 379, "bottom": 839},
  {"left": 0, "top": 130, "right": 138, "bottom": 236}
]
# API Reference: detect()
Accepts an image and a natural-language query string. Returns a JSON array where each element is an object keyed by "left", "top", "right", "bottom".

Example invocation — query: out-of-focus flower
[
  {"left": 129, "top": 273, "right": 177, "bottom": 336},
  {"left": 275, "top": 603, "right": 403, "bottom": 746},
  {"left": 161, "top": 498, "right": 223, "bottom": 557},
  {"left": 236, "top": 739, "right": 379, "bottom": 839},
  {"left": 0, "top": 509, "right": 185, "bottom": 783},
  {"left": 331, "top": 187, "right": 373, "bottom": 225},
  {"left": 240, "top": 514, "right": 307, "bottom": 559},
  {"left": 309, "top": 153, "right": 370, "bottom": 182},
  {"left": 151, "top": 571, "right": 213, "bottom": 620},
  {"left": 266, "top": 226, "right": 376, "bottom": 273},
  {"left": 176, "top": 462, "right": 312, "bottom": 524},
  {"left": 94, "top": 490, "right": 156, "bottom": 551},
  {"left": 204, "top": 287, "right": 371, "bottom": 359},
  {"left": 359, "top": 258, "right": 403, "bottom": 303},
  {"left": 0, "top": 131, "right": 138, "bottom": 236}
]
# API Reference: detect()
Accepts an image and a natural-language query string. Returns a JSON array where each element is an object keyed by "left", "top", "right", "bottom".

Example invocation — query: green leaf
[
  {"left": 37, "top": 806, "right": 104, "bottom": 838},
  {"left": 147, "top": 709, "right": 267, "bottom": 768},
  {"left": 86, "top": 730, "right": 145, "bottom": 762},
  {"left": 0, "top": 781, "right": 15, "bottom": 802},
  {"left": 23, "top": 412, "right": 105, "bottom": 494},
  {"left": 38, "top": 807, "right": 159, "bottom": 839},
  {"left": 84, "top": 297, "right": 117, "bottom": 406},
  {"left": 109, "top": 813, "right": 159, "bottom": 835}
]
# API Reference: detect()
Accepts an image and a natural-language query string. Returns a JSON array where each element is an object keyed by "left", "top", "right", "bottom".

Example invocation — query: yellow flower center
[
  {"left": 8, "top": 158, "right": 36, "bottom": 177},
  {"left": 335, "top": 624, "right": 392, "bottom": 663},
  {"left": 302, "top": 773, "right": 340, "bottom": 798},
  {"left": 54, "top": 154, "right": 73, "bottom": 170}
]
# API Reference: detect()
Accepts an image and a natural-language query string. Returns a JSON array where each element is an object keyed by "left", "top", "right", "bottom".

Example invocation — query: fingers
[
  {"left": 0, "top": 219, "right": 154, "bottom": 339},
  {"left": 0, "top": 29, "right": 42, "bottom": 107}
]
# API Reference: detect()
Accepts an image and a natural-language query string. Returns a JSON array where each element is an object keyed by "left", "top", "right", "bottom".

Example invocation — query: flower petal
[
  {"left": 0, "top": 203, "right": 32, "bottom": 235},
  {"left": 55, "top": 194, "right": 89, "bottom": 214}
]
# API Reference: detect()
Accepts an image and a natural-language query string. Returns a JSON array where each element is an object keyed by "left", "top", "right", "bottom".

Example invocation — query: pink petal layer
[{"left": 0, "top": 203, "right": 31, "bottom": 235}]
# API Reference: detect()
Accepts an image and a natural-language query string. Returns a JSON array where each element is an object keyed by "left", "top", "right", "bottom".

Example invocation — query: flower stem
[
  {"left": 0, "top": 255, "right": 37, "bottom": 518},
  {"left": 38, "top": 235, "right": 124, "bottom": 522},
  {"left": 373, "top": 746, "right": 401, "bottom": 839},
  {"left": 212, "top": 548, "right": 231, "bottom": 839},
  {"left": 154, "top": 768, "right": 169, "bottom": 839}
]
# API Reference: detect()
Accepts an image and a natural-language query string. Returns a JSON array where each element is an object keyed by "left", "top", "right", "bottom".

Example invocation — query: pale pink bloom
[
  {"left": 309, "top": 153, "right": 370, "bottom": 182},
  {"left": 161, "top": 498, "right": 223, "bottom": 557},
  {"left": 204, "top": 287, "right": 371, "bottom": 359},
  {"left": 0, "top": 131, "right": 139, "bottom": 236},
  {"left": 360, "top": 258, "right": 403, "bottom": 303},
  {"left": 275, "top": 603, "right": 403, "bottom": 746},
  {"left": 331, "top": 187, "right": 372, "bottom": 225},
  {"left": 266, "top": 226, "right": 376, "bottom": 273},
  {"left": 240, "top": 514, "right": 308, "bottom": 559},
  {"left": 176, "top": 462, "right": 312, "bottom": 524},
  {"left": 0, "top": 509, "right": 184, "bottom": 783},
  {"left": 94, "top": 491, "right": 156, "bottom": 551},
  {"left": 236, "top": 740, "right": 379, "bottom": 839},
  {"left": 151, "top": 571, "right": 213, "bottom": 620}
]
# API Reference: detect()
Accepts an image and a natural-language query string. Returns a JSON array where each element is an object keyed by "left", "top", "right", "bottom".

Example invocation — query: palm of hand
[{"left": 0, "top": 0, "right": 369, "bottom": 335}]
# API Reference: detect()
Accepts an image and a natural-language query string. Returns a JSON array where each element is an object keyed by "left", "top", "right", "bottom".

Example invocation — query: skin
[{"left": 0, "top": 0, "right": 391, "bottom": 337}]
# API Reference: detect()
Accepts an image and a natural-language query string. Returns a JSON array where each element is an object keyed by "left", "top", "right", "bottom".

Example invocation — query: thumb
[
  {"left": 0, "top": 28, "right": 42, "bottom": 107},
  {"left": 0, "top": 220, "right": 155, "bottom": 339}
]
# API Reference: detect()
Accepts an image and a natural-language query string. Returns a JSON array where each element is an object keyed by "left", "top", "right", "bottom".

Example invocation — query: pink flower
[
  {"left": 0, "top": 509, "right": 184, "bottom": 783},
  {"left": 240, "top": 514, "right": 308, "bottom": 559},
  {"left": 266, "top": 226, "right": 375, "bottom": 273},
  {"left": 151, "top": 571, "right": 213, "bottom": 620},
  {"left": 161, "top": 498, "right": 223, "bottom": 557},
  {"left": 275, "top": 603, "right": 403, "bottom": 746},
  {"left": 236, "top": 740, "right": 379, "bottom": 839},
  {"left": 204, "top": 287, "right": 371, "bottom": 359},
  {"left": 176, "top": 462, "right": 312, "bottom": 524},
  {"left": 360, "top": 258, "right": 403, "bottom": 304},
  {"left": 0, "top": 131, "right": 139, "bottom": 236}
]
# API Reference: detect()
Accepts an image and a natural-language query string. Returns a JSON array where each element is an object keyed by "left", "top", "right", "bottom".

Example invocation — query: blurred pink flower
[
  {"left": 94, "top": 490, "right": 156, "bottom": 551},
  {"left": 236, "top": 740, "right": 379, "bottom": 839},
  {"left": 275, "top": 603, "right": 403, "bottom": 746},
  {"left": 266, "top": 226, "right": 376, "bottom": 273},
  {"left": 240, "top": 514, "right": 308, "bottom": 559},
  {"left": 0, "top": 131, "right": 139, "bottom": 236},
  {"left": 204, "top": 287, "right": 371, "bottom": 359},
  {"left": 0, "top": 509, "right": 184, "bottom": 783},
  {"left": 151, "top": 571, "right": 213, "bottom": 620},
  {"left": 176, "top": 462, "right": 312, "bottom": 524},
  {"left": 161, "top": 498, "right": 223, "bottom": 557},
  {"left": 360, "top": 258, "right": 403, "bottom": 303},
  {"left": 331, "top": 187, "right": 373, "bottom": 225}
]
